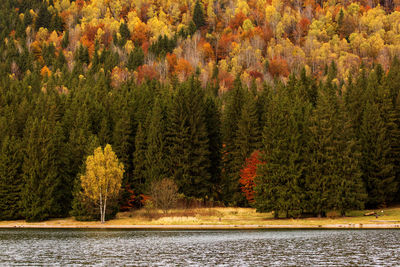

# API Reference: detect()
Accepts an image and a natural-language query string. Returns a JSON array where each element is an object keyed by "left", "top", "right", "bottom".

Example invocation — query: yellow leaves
[
  {"left": 265, "top": 5, "right": 280, "bottom": 27},
  {"left": 235, "top": 0, "right": 250, "bottom": 16},
  {"left": 49, "top": 31, "right": 60, "bottom": 46},
  {"left": 242, "top": 19, "right": 254, "bottom": 32},
  {"left": 80, "top": 145, "right": 124, "bottom": 204},
  {"left": 347, "top": 3, "right": 360, "bottom": 16},
  {"left": 36, "top": 27, "right": 49, "bottom": 43},
  {"left": 147, "top": 16, "right": 172, "bottom": 40}
]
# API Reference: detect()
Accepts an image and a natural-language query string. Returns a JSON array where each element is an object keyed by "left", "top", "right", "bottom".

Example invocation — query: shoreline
[{"left": 1, "top": 223, "right": 400, "bottom": 230}]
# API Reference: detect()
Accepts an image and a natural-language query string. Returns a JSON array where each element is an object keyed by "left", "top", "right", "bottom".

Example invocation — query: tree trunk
[
  {"left": 274, "top": 210, "right": 279, "bottom": 219},
  {"left": 103, "top": 194, "right": 107, "bottom": 223},
  {"left": 99, "top": 192, "right": 104, "bottom": 223}
]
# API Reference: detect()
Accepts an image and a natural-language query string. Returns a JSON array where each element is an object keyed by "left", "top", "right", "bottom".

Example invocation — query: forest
[{"left": 0, "top": 0, "right": 399, "bottom": 221}]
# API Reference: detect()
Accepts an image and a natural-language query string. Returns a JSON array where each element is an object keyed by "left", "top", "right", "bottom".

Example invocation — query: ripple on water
[{"left": 0, "top": 229, "right": 399, "bottom": 266}]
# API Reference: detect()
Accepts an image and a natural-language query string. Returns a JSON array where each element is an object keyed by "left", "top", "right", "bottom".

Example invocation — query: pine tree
[
  {"left": 231, "top": 93, "right": 261, "bottom": 205},
  {"left": 112, "top": 107, "right": 133, "bottom": 176},
  {"left": 132, "top": 123, "right": 147, "bottom": 193},
  {"left": 127, "top": 47, "right": 144, "bottom": 71},
  {"left": 221, "top": 76, "right": 245, "bottom": 204},
  {"left": 119, "top": 22, "right": 130, "bottom": 46},
  {"left": 0, "top": 136, "right": 23, "bottom": 220},
  {"left": 35, "top": 4, "right": 52, "bottom": 31},
  {"left": 145, "top": 98, "right": 169, "bottom": 187},
  {"left": 256, "top": 88, "right": 310, "bottom": 218},
  {"left": 360, "top": 101, "right": 396, "bottom": 207},
  {"left": 193, "top": 0, "right": 206, "bottom": 29},
  {"left": 22, "top": 118, "right": 70, "bottom": 221},
  {"left": 204, "top": 96, "right": 222, "bottom": 200},
  {"left": 167, "top": 78, "right": 211, "bottom": 199}
]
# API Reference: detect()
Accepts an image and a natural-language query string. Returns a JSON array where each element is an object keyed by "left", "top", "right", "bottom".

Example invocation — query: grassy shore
[{"left": 1, "top": 207, "right": 400, "bottom": 229}]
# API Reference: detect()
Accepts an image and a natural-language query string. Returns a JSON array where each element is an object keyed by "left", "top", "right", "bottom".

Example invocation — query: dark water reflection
[{"left": 0, "top": 229, "right": 399, "bottom": 266}]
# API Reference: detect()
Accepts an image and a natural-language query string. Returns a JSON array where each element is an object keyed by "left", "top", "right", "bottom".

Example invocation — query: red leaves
[
  {"left": 230, "top": 11, "right": 247, "bottom": 30},
  {"left": 268, "top": 57, "right": 290, "bottom": 78},
  {"left": 136, "top": 64, "right": 159, "bottom": 84},
  {"left": 239, "top": 150, "right": 263, "bottom": 203}
]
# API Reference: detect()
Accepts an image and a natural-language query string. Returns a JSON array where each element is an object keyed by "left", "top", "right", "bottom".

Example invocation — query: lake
[{"left": 0, "top": 229, "right": 399, "bottom": 266}]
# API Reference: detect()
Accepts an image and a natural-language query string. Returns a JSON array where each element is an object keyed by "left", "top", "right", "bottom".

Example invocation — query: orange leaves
[
  {"left": 166, "top": 53, "right": 177, "bottom": 73},
  {"left": 40, "top": 66, "right": 52, "bottom": 77},
  {"left": 201, "top": 41, "right": 214, "bottom": 60},
  {"left": 217, "top": 33, "right": 234, "bottom": 60},
  {"left": 298, "top": 18, "right": 310, "bottom": 34},
  {"left": 268, "top": 57, "right": 290, "bottom": 78},
  {"left": 174, "top": 58, "right": 193, "bottom": 80},
  {"left": 230, "top": 11, "right": 247, "bottom": 30},
  {"left": 132, "top": 22, "right": 150, "bottom": 46},
  {"left": 239, "top": 150, "right": 263, "bottom": 204},
  {"left": 136, "top": 64, "right": 159, "bottom": 84}
]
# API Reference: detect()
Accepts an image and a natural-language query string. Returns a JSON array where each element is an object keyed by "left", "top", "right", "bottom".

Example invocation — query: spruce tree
[
  {"left": 167, "top": 78, "right": 211, "bottom": 199},
  {"left": 193, "top": 0, "right": 206, "bottom": 29},
  {"left": 127, "top": 47, "right": 144, "bottom": 71},
  {"left": 132, "top": 123, "right": 147, "bottom": 193},
  {"left": 22, "top": 118, "right": 70, "bottom": 221},
  {"left": 35, "top": 4, "right": 52, "bottom": 31},
  {"left": 145, "top": 98, "right": 169, "bottom": 187},
  {"left": 256, "top": 88, "right": 309, "bottom": 218},
  {"left": 204, "top": 96, "right": 222, "bottom": 200},
  {"left": 231, "top": 93, "right": 261, "bottom": 205},
  {"left": 0, "top": 136, "right": 23, "bottom": 220},
  {"left": 360, "top": 101, "right": 396, "bottom": 207},
  {"left": 221, "top": 76, "right": 245, "bottom": 204}
]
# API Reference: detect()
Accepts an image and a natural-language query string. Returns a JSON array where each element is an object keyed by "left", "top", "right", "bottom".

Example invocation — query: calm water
[{"left": 0, "top": 229, "right": 399, "bottom": 266}]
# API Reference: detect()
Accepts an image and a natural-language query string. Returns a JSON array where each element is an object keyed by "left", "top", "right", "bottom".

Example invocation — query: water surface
[{"left": 0, "top": 229, "right": 399, "bottom": 266}]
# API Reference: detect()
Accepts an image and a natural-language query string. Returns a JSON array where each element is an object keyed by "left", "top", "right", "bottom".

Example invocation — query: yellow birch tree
[{"left": 80, "top": 144, "right": 124, "bottom": 223}]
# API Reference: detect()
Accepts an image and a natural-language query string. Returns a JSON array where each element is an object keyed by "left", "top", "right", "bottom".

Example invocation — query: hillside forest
[{"left": 0, "top": 0, "right": 400, "bottom": 221}]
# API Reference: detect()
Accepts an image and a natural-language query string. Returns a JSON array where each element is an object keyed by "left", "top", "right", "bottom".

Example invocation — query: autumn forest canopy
[{"left": 0, "top": 0, "right": 400, "bottom": 221}]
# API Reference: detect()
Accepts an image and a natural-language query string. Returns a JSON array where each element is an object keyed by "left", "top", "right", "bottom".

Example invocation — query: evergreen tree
[
  {"left": 334, "top": 101, "right": 366, "bottom": 216},
  {"left": 221, "top": 76, "right": 245, "bottom": 204},
  {"left": 204, "top": 96, "right": 222, "bottom": 200},
  {"left": 61, "top": 30, "right": 69, "bottom": 49},
  {"left": 132, "top": 123, "right": 147, "bottom": 193},
  {"left": 22, "top": 118, "right": 70, "bottom": 221},
  {"left": 231, "top": 93, "right": 261, "bottom": 205},
  {"left": 256, "top": 88, "right": 310, "bottom": 218},
  {"left": 127, "top": 47, "right": 144, "bottom": 71},
  {"left": 0, "top": 136, "right": 23, "bottom": 220},
  {"left": 360, "top": 101, "right": 396, "bottom": 207},
  {"left": 193, "top": 0, "right": 206, "bottom": 29},
  {"left": 35, "top": 4, "right": 52, "bottom": 31},
  {"left": 113, "top": 107, "right": 133, "bottom": 176},
  {"left": 167, "top": 78, "right": 211, "bottom": 199},
  {"left": 119, "top": 22, "right": 130, "bottom": 46},
  {"left": 145, "top": 98, "right": 169, "bottom": 188}
]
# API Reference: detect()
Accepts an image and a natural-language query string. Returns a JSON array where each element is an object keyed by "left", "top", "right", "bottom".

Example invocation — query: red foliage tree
[
  {"left": 268, "top": 57, "right": 290, "bottom": 78},
  {"left": 119, "top": 184, "right": 137, "bottom": 211},
  {"left": 230, "top": 11, "right": 247, "bottom": 30},
  {"left": 136, "top": 64, "right": 159, "bottom": 84},
  {"left": 239, "top": 150, "right": 263, "bottom": 203}
]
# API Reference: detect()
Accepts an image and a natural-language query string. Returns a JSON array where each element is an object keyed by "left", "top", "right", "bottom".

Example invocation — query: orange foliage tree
[
  {"left": 174, "top": 58, "right": 193, "bottom": 80},
  {"left": 268, "top": 58, "right": 290, "bottom": 78},
  {"left": 239, "top": 150, "right": 263, "bottom": 203}
]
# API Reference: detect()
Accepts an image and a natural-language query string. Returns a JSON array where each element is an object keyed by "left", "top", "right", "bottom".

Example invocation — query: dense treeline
[
  {"left": 0, "top": 59, "right": 400, "bottom": 220},
  {"left": 0, "top": 0, "right": 400, "bottom": 221}
]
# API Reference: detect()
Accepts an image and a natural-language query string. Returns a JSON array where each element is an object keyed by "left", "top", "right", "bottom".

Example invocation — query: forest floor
[{"left": 1, "top": 207, "right": 400, "bottom": 229}]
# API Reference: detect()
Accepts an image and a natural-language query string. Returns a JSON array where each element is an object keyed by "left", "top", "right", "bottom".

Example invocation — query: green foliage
[
  {"left": 166, "top": 77, "right": 211, "bottom": 199},
  {"left": 127, "top": 47, "right": 144, "bottom": 71},
  {"left": 193, "top": 0, "right": 206, "bottom": 29}
]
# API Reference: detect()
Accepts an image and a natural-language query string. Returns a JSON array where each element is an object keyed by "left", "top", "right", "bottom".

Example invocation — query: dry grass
[{"left": 1, "top": 206, "right": 400, "bottom": 228}]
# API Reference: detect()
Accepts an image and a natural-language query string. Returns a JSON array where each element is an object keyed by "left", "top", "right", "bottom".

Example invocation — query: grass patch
[{"left": 1, "top": 206, "right": 400, "bottom": 227}]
